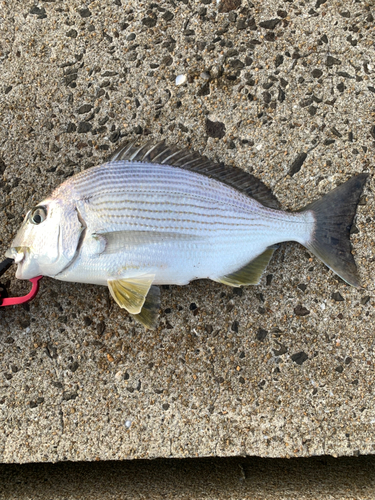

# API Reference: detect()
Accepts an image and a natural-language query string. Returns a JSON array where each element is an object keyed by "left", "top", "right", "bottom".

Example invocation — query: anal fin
[
  {"left": 216, "top": 247, "right": 276, "bottom": 287},
  {"left": 107, "top": 274, "right": 155, "bottom": 314},
  {"left": 132, "top": 285, "right": 160, "bottom": 329}
]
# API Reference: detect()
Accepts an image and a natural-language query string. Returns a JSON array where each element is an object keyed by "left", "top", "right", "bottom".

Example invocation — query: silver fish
[{"left": 5, "top": 141, "right": 367, "bottom": 328}]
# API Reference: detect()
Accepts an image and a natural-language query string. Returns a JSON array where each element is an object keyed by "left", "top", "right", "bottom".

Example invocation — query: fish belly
[{"left": 54, "top": 162, "right": 314, "bottom": 286}]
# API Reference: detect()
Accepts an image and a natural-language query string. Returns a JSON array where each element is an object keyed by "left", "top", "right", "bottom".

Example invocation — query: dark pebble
[
  {"left": 4, "top": 86, "right": 12, "bottom": 94},
  {"left": 78, "top": 104, "right": 93, "bottom": 114},
  {"left": 205, "top": 118, "right": 226, "bottom": 139},
  {"left": 339, "top": 11, "right": 350, "bottom": 18},
  {"left": 256, "top": 328, "right": 268, "bottom": 341},
  {"left": 361, "top": 296, "right": 370, "bottom": 305},
  {"left": 331, "top": 127, "right": 342, "bottom": 138},
  {"left": 69, "top": 361, "right": 79, "bottom": 373},
  {"left": 239, "top": 377, "right": 245, "bottom": 384},
  {"left": 178, "top": 123, "right": 188, "bottom": 133},
  {"left": 163, "top": 11, "right": 174, "bottom": 21},
  {"left": 326, "top": 56, "right": 341, "bottom": 67},
  {"left": 4, "top": 337, "right": 14, "bottom": 344},
  {"left": 312, "top": 69, "right": 323, "bottom": 78},
  {"left": 294, "top": 305, "right": 310, "bottom": 316},
  {"left": 189, "top": 303, "right": 197, "bottom": 311},
  {"left": 162, "top": 403, "right": 170, "bottom": 410},
  {"left": 308, "top": 106, "right": 317, "bottom": 116},
  {"left": 78, "top": 8, "right": 91, "bottom": 17},
  {"left": 66, "top": 29, "right": 78, "bottom": 39},
  {"left": 259, "top": 19, "right": 280, "bottom": 30},
  {"left": 332, "top": 292, "right": 344, "bottom": 302},
  {"left": 324, "top": 139, "right": 335, "bottom": 145},
  {"left": 337, "top": 71, "right": 353, "bottom": 79},
  {"left": 96, "top": 321, "right": 105, "bottom": 335},
  {"left": 264, "top": 33, "right": 275, "bottom": 42},
  {"left": 345, "top": 357, "right": 352, "bottom": 365},
  {"left": 233, "top": 287, "right": 243, "bottom": 297},
  {"left": 369, "top": 126, "right": 375, "bottom": 140},
  {"left": 63, "top": 391, "right": 78, "bottom": 401},
  {"left": 300, "top": 98, "right": 313, "bottom": 108},
  {"left": 218, "top": 0, "right": 241, "bottom": 12},
  {"left": 298, "top": 284, "right": 307, "bottom": 292},
  {"left": 64, "top": 73, "right": 78, "bottom": 86},
  {"left": 29, "top": 401, "right": 38, "bottom": 408},
  {"left": 197, "top": 83, "right": 210, "bottom": 96},
  {"left": 4, "top": 374, "right": 12, "bottom": 380},
  {"left": 337, "top": 82, "right": 345, "bottom": 92},
  {"left": 273, "top": 345, "right": 287, "bottom": 356},
  {"left": 77, "top": 122, "right": 92, "bottom": 133},
  {"left": 277, "top": 10, "right": 287, "bottom": 18},
  {"left": 262, "top": 91, "right": 271, "bottom": 104},
  {"left": 278, "top": 87, "right": 285, "bottom": 102},
  {"left": 275, "top": 54, "right": 284, "bottom": 68},
  {"left": 316, "top": 0, "right": 327, "bottom": 7},
  {"left": 83, "top": 316, "right": 92, "bottom": 326},
  {"left": 29, "top": 6, "right": 46, "bottom": 17},
  {"left": 142, "top": 17, "right": 157, "bottom": 28},
  {"left": 289, "top": 152, "right": 307, "bottom": 176},
  {"left": 291, "top": 351, "right": 308, "bottom": 365},
  {"left": 266, "top": 275, "right": 273, "bottom": 286},
  {"left": 335, "top": 365, "right": 344, "bottom": 373},
  {"left": 231, "top": 321, "right": 239, "bottom": 333}
]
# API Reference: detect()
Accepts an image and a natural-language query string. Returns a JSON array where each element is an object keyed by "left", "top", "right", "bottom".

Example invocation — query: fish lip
[{"left": 5, "top": 247, "right": 26, "bottom": 265}]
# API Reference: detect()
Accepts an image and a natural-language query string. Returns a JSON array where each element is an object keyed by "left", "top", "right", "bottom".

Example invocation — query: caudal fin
[{"left": 303, "top": 174, "right": 368, "bottom": 287}]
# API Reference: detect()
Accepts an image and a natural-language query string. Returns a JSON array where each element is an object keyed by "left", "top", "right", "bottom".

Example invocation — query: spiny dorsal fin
[
  {"left": 215, "top": 247, "right": 276, "bottom": 287},
  {"left": 107, "top": 141, "right": 280, "bottom": 210},
  {"left": 132, "top": 285, "right": 160, "bottom": 329},
  {"left": 107, "top": 274, "right": 155, "bottom": 314}
]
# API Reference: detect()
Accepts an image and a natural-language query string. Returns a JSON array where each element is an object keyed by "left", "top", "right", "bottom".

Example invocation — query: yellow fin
[
  {"left": 107, "top": 274, "right": 155, "bottom": 314},
  {"left": 216, "top": 247, "right": 276, "bottom": 287},
  {"left": 132, "top": 285, "right": 160, "bottom": 329}
]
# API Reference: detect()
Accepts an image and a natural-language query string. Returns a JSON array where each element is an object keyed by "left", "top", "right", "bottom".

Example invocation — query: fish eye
[{"left": 30, "top": 206, "right": 47, "bottom": 225}]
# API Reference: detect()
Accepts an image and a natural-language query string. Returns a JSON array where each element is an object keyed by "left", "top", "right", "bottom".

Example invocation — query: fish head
[{"left": 5, "top": 197, "right": 84, "bottom": 279}]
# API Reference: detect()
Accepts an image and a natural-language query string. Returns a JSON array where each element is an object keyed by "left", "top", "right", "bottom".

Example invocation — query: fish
[{"left": 5, "top": 141, "right": 367, "bottom": 328}]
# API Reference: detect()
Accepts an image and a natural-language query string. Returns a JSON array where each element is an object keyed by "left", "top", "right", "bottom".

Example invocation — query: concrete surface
[
  {"left": 0, "top": 0, "right": 374, "bottom": 463},
  {"left": 2, "top": 456, "right": 375, "bottom": 499}
]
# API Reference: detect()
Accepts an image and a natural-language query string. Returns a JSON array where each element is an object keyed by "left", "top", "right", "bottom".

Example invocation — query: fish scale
[{"left": 5, "top": 141, "right": 367, "bottom": 328}]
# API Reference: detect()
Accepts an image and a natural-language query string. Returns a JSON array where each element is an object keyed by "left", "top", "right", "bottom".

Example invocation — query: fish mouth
[{"left": 5, "top": 247, "right": 26, "bottom": 266}]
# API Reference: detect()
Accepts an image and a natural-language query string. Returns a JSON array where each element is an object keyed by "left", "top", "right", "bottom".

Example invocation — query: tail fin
[{"left": 303, "top": 174, "right": 368, "bottom": 287}]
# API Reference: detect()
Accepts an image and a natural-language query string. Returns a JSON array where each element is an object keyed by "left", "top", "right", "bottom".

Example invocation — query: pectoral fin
[
  {"left": 132, "top": 285, "right": 160, "bottom": 329},
  {"left": 107, "top": 274, "right": 155, "bottom": 314},
  {"left": 215, "top": 247, "right": 276, "bottom": 287}
]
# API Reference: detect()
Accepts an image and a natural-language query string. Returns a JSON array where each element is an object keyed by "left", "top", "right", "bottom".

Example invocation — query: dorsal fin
[{"left": 106, "top": 141, "right": 280, "bottom": 210}]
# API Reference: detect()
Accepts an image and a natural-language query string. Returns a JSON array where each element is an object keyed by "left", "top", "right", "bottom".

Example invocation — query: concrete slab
[{"left": 0, "top": 0, "right": 374, "bottom": 462}]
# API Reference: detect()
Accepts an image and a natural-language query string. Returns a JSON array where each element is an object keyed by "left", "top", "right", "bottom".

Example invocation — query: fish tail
[{"left": 302, "top": 173, "right": 368, "bottom": 287}]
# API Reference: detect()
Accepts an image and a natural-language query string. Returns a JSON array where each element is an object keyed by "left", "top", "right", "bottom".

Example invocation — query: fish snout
[{"left": 5, "top": 247, "right": 25, "bottom": 265}]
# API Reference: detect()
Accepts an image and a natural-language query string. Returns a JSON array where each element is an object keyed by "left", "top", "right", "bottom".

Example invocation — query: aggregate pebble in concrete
[{"left": 0, "top": 0, "right": 374, "bottom": 463}]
